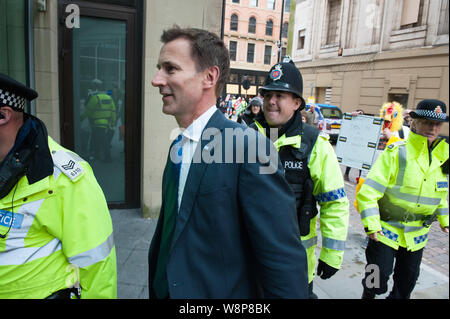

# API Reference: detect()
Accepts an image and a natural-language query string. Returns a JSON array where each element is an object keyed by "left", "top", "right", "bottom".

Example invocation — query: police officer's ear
[
  {"left": 0, "top": 106, "right": 11, "bottom": 123},
  {"left": 292, "top": 95, "right": 302, "bottom": 111}
]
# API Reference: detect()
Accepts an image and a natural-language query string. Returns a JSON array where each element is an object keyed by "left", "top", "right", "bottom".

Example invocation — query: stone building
[
  {"left": 291, "top": 0, "right": 449, "bottom": 134},
  {"left": 223, "top": 0, "right": 291, "bottom": 97},
  {"left": 0, "top": 0, "right": 223, "bottom": 214}
]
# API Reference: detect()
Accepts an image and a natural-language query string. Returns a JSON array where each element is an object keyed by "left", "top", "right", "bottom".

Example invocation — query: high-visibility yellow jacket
[
  {"left": 356, "top": 131, "right": 449, "bottom": 251},
  {"left": 0, "top": 137, "right": 117, "bottom": 298},
  {"left": 253, "top": 119, "right": 349, "bottom": 283},
  {"left": 81, "top": 93, "right": 116, "bottom": 129}
]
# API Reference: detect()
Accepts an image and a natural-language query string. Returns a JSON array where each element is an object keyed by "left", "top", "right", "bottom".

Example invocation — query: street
[{"left": 111, "top": 163, "right": 449, "bottom": 299}]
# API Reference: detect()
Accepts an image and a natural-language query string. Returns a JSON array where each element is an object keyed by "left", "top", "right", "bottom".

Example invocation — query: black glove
[{"left": 317, "top": 259, "right": 339, "bottom": 280}]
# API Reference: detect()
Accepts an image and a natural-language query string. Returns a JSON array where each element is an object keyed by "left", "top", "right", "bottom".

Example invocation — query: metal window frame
[{"left": 25, "top": 0, "right": 36, "bottom": 115}]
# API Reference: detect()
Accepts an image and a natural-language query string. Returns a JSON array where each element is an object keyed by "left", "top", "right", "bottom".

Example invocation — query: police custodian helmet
[{"left": 259, "top": 57, "right": 305, "bottom": 109}]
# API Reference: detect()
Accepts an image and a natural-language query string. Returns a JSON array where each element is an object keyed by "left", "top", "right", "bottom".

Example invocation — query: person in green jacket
[
  {"left": 81, "top": 79, "right": 116, "bottom": 162},
  {"left": 357, "top": 99, "right": 449, "bottom": 299},
  {"left": 0, "top": 73, "right": 117, "bottom": 299},
  {"left": 250, "top": 59, "right": 349, "bottom": 299}
]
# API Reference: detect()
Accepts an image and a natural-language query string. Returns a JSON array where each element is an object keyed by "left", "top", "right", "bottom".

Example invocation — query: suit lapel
[{"left": 170, "top": 110, "right": 225, "bottom": 251}]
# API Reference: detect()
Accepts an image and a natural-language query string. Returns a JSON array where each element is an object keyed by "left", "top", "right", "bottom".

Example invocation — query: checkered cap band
[
  {"left": 0, "top": 88, "right": 27, "bottom": 110},
  {"left": 414, "top": 109, "right": 447, "bottom": 120}
]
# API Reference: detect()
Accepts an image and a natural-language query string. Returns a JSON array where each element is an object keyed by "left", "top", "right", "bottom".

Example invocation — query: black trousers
[
  {"left": 362, "top": 239, "right": 423, "bottom": 299},
  {"left": 91, "top": 127, "right": 113, "bottom": 161}
]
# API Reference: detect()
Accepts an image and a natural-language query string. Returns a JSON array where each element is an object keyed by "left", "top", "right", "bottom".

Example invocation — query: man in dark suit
[{"left": 148, "top": 26, "right": 308, "bottom": 299}]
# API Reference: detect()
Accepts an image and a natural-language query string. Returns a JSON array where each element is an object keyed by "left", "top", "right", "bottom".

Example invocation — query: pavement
[{"left": 111, "top": 164, "right": 449, "bottom": 299}]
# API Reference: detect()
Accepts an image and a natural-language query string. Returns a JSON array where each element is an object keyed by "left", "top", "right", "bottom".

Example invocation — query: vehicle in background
[{"left": 305, "top": 103, "right": 343, "bottom": 144}]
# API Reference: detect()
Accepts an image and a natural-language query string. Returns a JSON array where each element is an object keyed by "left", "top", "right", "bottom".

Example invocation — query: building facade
[
  {"left": 0, "top": 0, "right": 223, "bottom": 215},
  {"left": 223, "top": 0, "right": 291, "bottom": 97},
  {"left": 291, "top": 0, "right": 449, "bottom": 134}
]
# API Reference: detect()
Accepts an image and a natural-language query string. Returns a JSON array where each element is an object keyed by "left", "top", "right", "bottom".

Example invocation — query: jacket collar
[{"left": 254, "top": 109, "right": 303, "bottom": 139}]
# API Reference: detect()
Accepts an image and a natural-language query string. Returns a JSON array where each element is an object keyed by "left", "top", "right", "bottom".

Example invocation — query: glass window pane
[
  {"left": 249, "top": 17, "right": 256, "bottom": 33},
  {"left": 231, "top": 14, "right": 239, "bottom": 31},
  {"left": 264, "top": 45, "right": 272, "bottom": 64},
  {"left": 266, "top": 20, "right": 273, "bottom": 36},
  {"left": 247, "top": 43, "right": 255, "bottom": 63},
  {"left": 73, "top": 17, "right": 127, "bottom": 202},
  {"left": 0, "top": 0, "right": 27, "bottom": 84},
  {"left": 229, "top": 40, "right": 237, "bottom": 61}
]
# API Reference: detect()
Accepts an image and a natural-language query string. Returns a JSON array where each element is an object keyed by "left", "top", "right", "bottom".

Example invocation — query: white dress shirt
[{"left": 177, "top": 105, "right": 217, "bottom": 211}]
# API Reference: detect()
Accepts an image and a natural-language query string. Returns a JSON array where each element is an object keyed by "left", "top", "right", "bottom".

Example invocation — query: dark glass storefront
[{"left": 0, "top": 0, "right": 33, "bottom": 112}]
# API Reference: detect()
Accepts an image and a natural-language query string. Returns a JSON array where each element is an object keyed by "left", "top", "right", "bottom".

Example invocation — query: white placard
[{"left": 335, "top": 113, "right": 383, "bottom": 171}]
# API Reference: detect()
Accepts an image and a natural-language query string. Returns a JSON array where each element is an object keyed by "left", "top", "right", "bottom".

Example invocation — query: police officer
[
  {"left": 81, "top": 79, "right": 116, "bottom": 162},
  {"left": 0, "top": 73, "right": 117, "bottom": 298},
  {"left": 237, "top": 96, "right": 263, "bottom": 126},
  {"left": 357, "top": 99, "right": 449, "bottom": 299},
  {"left": 250, "top": 59, "right": 349, "bottom": 298}
]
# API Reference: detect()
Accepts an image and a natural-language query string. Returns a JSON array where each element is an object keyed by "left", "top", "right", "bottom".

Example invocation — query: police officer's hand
[
  {"left": 368, "top": 230, "right": 384, "bottom": 242},
  {"left": 317, "top": 259, "right": 339, "bottom": 280}
]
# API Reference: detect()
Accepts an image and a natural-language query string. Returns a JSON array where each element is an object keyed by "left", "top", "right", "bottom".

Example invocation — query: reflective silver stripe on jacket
[
  {"left": 0, "top": 198, "right": 63, "bottom": 266},
  {"left": 383, "top": 220, "right": 424, "bottom": 233},
  {"left": 301, "top": 236, "right": 317, "bottom": 249},
  {"left": 395, "top": 144, "right": 407, "bottom": 185},
  {"left": 360, "top": 207, "right": 379, "bottom": 219},
  {"left": 68, "top": 233, "right": 114, "bottom": 268},
  {"left": 436, "top": 208, "right": 449, "bottom": 216},
  {"left": 0, "top": 238, "right": 62, "bottom": 266},
  {"left": 364, "top": 178, "right": 386, "bottom": 193},
  {"left": 322, "top": 237, "right": 346, "bottom": 251},
  {"left": 385, "top": 186, "right": 442, "bottom": 206}
]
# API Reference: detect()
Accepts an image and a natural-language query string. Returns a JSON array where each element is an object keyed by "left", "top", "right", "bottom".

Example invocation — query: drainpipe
[{"left": 277, "top": 0, "right": 285, "bottom": 62}]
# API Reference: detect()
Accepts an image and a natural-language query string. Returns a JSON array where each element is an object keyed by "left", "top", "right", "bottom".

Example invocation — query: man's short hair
[{"left": 160, "top": 26, "right": 230, "bottom": 98}]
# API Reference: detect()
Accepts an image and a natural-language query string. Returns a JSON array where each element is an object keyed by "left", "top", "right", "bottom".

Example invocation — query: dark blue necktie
[{"left": 153, "top": 134, "right": 182, "bottom": 298}]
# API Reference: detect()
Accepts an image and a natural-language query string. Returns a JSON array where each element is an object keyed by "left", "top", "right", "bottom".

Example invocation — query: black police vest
[{"left": 278, "top": 124, "right": 320, "bottom": 236}]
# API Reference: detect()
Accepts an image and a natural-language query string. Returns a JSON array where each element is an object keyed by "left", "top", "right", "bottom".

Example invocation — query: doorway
[{"left": 59, "top": 1, "right": 141, "bottom": 208}]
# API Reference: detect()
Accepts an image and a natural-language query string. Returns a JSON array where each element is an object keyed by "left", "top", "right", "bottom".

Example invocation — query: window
[
  {"left": 229, "top": 41, "right": 237, "bottom": 61},
  {"left": 250, "top": 0, "right": 258, "bottom": 7},
  {"left": 247, "top": 43, "right": 255, "bottom": 63},
  {"left": 282, "top": 22, "right": 289, "bottom": 38},
  {"left": 264, "top": 45, "right": 272, "bottom": 64},
  {"left": 438, "top": 0, "right": 449, "bottom": 35},
  {"left": 400, "top": 0, "right": 424, "bottom": 29},
  {"left": 229, "top": 73, "right": 239, "bottom": 83},
  {"left": 232, "top": 0, "right": 240, "bottom": 3},
  {"left": 230, "top": 14, "right": 239, "bottom": 31},
  {"left": 248, "top": 17, "right": 256, "bottom": 33},
  {"left": 0, "top": 0, "right": 28, "bottom": 89},
  {"left": 297, "top": 29, "right": 306, "bottom": 49},
  {"left": 267, "top": 0, "right": 276, "bottom": 10},
  {"left": 326, "top": 0, "right": 342, "bottom": 44},
  {"left": 285, "top": 0, "right": 291, "bottom": 12},
  {"left": 266, "top": 19, "right": 273, "bottom": 36}
]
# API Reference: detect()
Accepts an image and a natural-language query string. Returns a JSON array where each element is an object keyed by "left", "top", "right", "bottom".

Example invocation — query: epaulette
[
  {"left": 51, "top": 150, "right": 86, "bottom": 182},
  {"left": 387, "top": 140, "right": 406, "bottom": 150}
]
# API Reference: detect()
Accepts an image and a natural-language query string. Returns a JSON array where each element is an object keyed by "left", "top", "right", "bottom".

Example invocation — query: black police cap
[
  {"left": 259, "top": 61, "right": 303, "bottom": 98},
  {"left": 0, "top": 73, "right": 38, "bottom": 111},
  {"left": 410, "top": 99, "right": 448, "bottom": 122}
]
